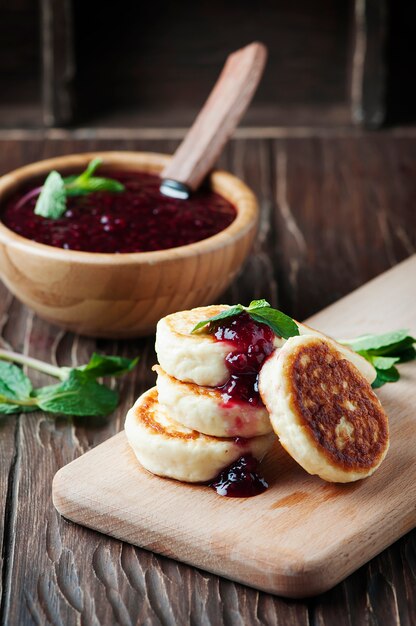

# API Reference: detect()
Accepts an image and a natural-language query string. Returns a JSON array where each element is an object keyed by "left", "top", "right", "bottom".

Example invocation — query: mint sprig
[
  {"left": 33, "top": 158, "right": 124, "bottom": 219},
  {"left": 63, "top": 158, "right": 124, "bottom": 196},
  {"left": 191, "top": 299, "right": 299, "bottom": 339},
  {"left": 338, "top": 329, "right": 415, "bottom": 388},
  {"left": 0, "top": 350, "right": 138, "bottom": 416}
]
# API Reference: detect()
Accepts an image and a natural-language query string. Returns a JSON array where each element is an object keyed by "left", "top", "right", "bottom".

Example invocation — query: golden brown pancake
[
  {"left": 155, "top": 305, "right": 284, "bottom": 387},
  {"left": 259, "top": 335, "right": 389, "bottom": 482}
]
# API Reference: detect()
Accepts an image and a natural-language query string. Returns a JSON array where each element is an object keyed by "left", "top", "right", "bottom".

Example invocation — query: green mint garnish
[
  {"left": 34, "top": 158, "right": 125, "bottom": 219},
  {"left": 78, "top": 352, "right": 139, "bottom": 379},
  {"left": 338, "top": 329, "right": 415, "bottom": 388},
  {"left": 32, "top": 370, "right": 120, "bottom": 417},
  {"left": 63, "top": 157, "right": 124, "bottom": 196},
  {"left": 191, "top": 299, "right": 299, "bottom": 339},
  {"left": 34, "top": 171, "right": 67, "bottom": 219},
  {"left": 0, "top": 350, "right": 138, "bottom": 417}
]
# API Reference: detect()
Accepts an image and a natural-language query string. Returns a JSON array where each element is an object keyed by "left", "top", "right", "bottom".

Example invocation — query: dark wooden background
[
  {"left": 0, "top": 131, "right": 415, "bottom": 625},
  {"left": 2, "top": 0, "right": 416, "bottom": 129},
  {"left": 1, "top": 0, "right": 416, "bottom": 622}
]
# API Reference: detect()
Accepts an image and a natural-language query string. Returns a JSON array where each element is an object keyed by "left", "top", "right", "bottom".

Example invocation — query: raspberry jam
[
  {"left": 1, "top": 171, "right": 236, "bottom": 253},
  {"left": 210, "top": 454, "right": 268, "bottom": 497},
  {"left": 209, "top": 312, "right": 275, "bottom": 406}
]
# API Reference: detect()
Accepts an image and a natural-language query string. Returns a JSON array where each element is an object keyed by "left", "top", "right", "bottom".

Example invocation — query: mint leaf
[
  {"left": 339, "top": 329, "right": 416, "bottom": 388},
  {"left": 245, "top": 300, "right": 299, "bottom": 338},
  {"left": 0, "top": 348, "right": 138, "bottom": 418},
  {"left": 61, "top": 176, "right": 88, "bottom": 196},
  {"left": 70, "top": 177, "right": 124, "bottom": 194},
  {"left": 33, "top": 159, "right": 124, "bottom": 220},
  {"left": 35, "top": 370, "right": 118, "bottom": 416},
  {"left": 34, "top": 171, "right": 67, "bottom": 219},
  {"left": 248, "top": 309, "right": 299, "bottom": 339},
  {"left": 192, "top": 305, "right": 244, "bottom": 333},
  {"left": 64, "top": 158, "right": 124, "bottom": 196},
  {"left": 361, "top": 338, "right": 415, "bottom": 358},
  {"left": 63, "top": 158, "right": 102, "bottom": 193},
  {"left": 80, "top": 353, "right": 139, "bottom": 379},
  {"left": 395, "top": 347, "right": 416, "bottom": 363},
  {"left": 0, "top": 362, "right": 37, "bottom": 414},
  {"left": 247, "top": 299, "right": 271, "bottom": 311},
  {"left": 64, "top": 176, "right": 124, "bottom": 196},
  {"left": 191, "top": 300, "right": 299, "bottom": 339},
  {"left": 368, "top": 355, "right": 400, "bottom": 370},
  {"left": 340, "top": 330, "right": 413, "bottom": 353},
  {"left": 76, "top": 157, "right": 102, "bottom": 181},
  {"left": 0, "top": 361, "right": 38, "bottom": 413},
  {"left": 372, "top": 366, "right": 400, "bottom": 389},
  {"left": 0, "top": 361, "right": 32, "bottom": 400}
]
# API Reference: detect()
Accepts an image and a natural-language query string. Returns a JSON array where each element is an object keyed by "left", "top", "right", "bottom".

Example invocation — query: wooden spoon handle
[{"left": 161, "top": 42, "right": 267, "bottom": 192}]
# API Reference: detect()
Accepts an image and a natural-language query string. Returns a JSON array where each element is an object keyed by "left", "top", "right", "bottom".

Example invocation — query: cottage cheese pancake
[
  {"left": 155, "top": 306, "right": 233, "bottom": 386},
  {"left": 125, "top": 387, "right": 275, "bottom": 483},
  {"left": 154, "top": 365, "right": 272, "bottom": 437},
  {"left": 155, "top": 305, "right": 284, "bottom": 387},
  {"left": 259, "top": 335, "right": 389, "bottom": 483}
]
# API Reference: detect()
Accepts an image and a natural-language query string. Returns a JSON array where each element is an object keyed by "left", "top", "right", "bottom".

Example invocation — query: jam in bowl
[
  {"left": 3, "top": 170, "right": 237, "bottom": 254},
  {"left": 0, "top": 152, "right": 259, "bottom": 338}
]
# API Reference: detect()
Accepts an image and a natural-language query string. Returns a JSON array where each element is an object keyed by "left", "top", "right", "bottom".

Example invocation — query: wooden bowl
[{"left": 0, "top": 152, "right": 258, "bottom": 338}]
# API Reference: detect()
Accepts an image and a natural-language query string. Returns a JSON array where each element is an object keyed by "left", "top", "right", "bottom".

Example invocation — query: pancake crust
[
  {"left": 288, "top": 340, "right": 389, "bottom": 472},
  {"left": 296, "top": 322, "right": 376, "bottom": 384},
  {"left": 132, "top": 387, "right": 230, "bottom": 443},
  {"left": 125, "top": 387, "right": 275, "bottom": 483},
  {"left": 259, "top": 335, "right": 389, "bottom": 482},
  {"left": 164, "top": 305, "right": 228, "bottom": 338}
]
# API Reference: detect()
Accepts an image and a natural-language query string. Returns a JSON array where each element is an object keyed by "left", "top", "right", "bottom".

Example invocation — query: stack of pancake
[
  {"left": 125, "top": 306, "right": 276, "bottom": 483},
  {"left": 125, "top": 305, "right": 390, "bottom": 485}
]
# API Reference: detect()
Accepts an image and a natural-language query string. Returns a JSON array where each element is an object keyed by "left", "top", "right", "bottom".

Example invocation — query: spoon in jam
[{"left": 160, "top": 42, "right": 267, "bottom": 200}]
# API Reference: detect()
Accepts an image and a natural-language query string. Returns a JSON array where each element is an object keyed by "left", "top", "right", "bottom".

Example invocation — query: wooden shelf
[
  {"left": 0, "top": 0, "right": 399, "bottom": 129},
  {"left": 77, "top": 103, "right": 352, "bottom": 130}
]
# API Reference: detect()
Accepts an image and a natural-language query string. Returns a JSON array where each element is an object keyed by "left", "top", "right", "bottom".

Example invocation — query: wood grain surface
[{"left": 0, "top": 134, "right": 415, "bottom": 624}]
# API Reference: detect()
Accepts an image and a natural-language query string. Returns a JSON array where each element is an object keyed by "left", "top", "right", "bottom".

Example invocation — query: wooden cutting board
[{"left": 52, "top": 255, "right": 416, "bottom": 598}]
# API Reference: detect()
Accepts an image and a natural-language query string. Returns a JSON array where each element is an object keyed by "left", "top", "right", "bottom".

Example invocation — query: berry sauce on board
[
  {"left": 207, "top": 313, "right": 275, "bottom": 497},
  {"left": 208, "top": 312, "right": 275, "bottom": 407},
  {"left": 1, "top": 171, "right": 237, "bottom": 253},
  {"left": 210, "top": 454, "right": 268, "bottom": 497}
]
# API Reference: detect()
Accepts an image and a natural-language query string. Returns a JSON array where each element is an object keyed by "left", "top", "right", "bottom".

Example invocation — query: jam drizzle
[
  {"left": 2, "top": 171, "right": 236, "bottom": 253},
  {"left": 209, "top": 312, "right": 275, "bottom": 407},
  {"left": 210, "top": 454, "right": 268, "bottom": 497},
  {"left": 207, "top": 312, "right": 275, "bottom": 497}
]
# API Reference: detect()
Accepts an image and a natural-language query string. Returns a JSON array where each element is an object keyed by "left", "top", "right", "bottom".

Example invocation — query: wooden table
[{"left": 0, "top": 130, "right": 415, "bottom": 625}]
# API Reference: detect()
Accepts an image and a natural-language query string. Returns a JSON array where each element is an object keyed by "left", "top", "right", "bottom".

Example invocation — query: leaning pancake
[
  {"left": 297, "top": 322, "right": 376, "bottom": 384},
  {"left": 259, "top": 335, "right": 389, "bottom": 483},
  {"left": 154, "top": 365, "right": 272, "bottom": 437},
  {"left": 155, "top": 305, "right": 283, "bottom": 387},
  {"left": 125, "top": 387, "right": 275, "bottom": 483}
]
